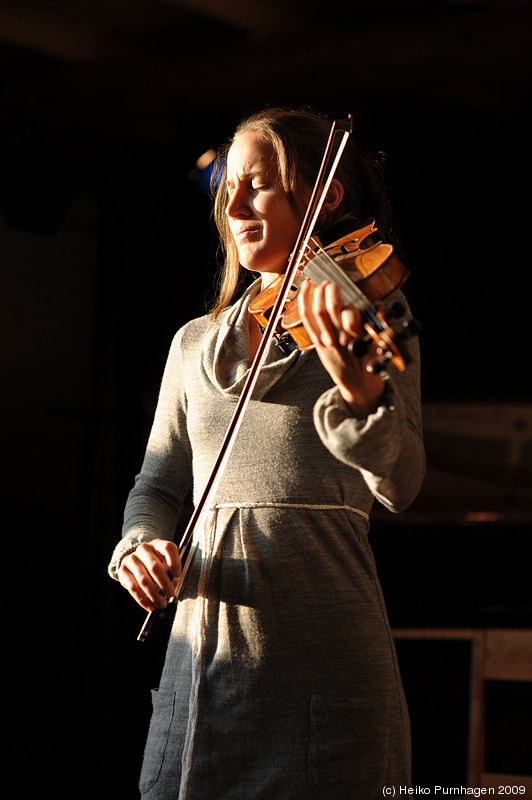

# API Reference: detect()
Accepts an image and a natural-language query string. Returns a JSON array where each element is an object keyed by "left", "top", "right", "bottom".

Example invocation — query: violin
[{"left": 249, "top": 218, "right": 420, "bottom": 373}]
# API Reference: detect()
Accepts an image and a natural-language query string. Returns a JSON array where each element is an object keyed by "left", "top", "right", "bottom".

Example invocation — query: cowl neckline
[{"left": 200, "top": 279, "right": 310, "bottom": 400}]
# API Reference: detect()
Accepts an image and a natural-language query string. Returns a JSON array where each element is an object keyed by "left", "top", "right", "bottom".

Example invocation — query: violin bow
[{"left": 138, "top": 116, "right": 353, "bottom": 641}]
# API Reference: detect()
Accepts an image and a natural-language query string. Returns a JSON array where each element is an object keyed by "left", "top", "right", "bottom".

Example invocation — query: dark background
[{"left": 1, "top": 1, "right": 531, "bottom": 796}]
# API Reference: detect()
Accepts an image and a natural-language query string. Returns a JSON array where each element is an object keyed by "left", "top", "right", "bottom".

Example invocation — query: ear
[
  {"left": 317, "top": 178, "right": 344, "bottom": 226},
  {"left": 323, "top": 178, "right": 344, "bottom": 213}
]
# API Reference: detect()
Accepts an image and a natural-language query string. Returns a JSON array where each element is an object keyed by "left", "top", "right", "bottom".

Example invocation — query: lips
[{"left": 234, "top": 224, "right": 261, "bottom": 240}]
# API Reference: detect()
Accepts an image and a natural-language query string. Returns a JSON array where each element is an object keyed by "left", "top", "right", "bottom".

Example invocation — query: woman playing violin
[{"left": 109, "top": 107, "right": 425, "bottom": 799}]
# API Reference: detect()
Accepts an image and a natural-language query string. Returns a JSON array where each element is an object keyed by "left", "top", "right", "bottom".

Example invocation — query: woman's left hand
[{"left": 298, "top": 279, "right": 385, "bottom": 419}]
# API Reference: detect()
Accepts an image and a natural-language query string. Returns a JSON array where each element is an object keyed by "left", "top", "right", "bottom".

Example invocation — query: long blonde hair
[{"left": 210, "top": 107, "right": 392, "bottom": 319}]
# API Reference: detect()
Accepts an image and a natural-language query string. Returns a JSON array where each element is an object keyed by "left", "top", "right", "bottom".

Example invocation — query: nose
[{"left": 225, "top": 185, "right": 250, "bottom": 219}]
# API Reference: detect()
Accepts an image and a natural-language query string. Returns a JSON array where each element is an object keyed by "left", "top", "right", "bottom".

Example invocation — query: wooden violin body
[
  {"left": 313, "top": 221, "right": 408, "bottom": 304},
  {"left": 249, "top": 220, "right": 415, "bottom": 370}
]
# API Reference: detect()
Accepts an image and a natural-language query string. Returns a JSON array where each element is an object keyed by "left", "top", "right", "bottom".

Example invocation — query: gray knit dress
[{"left": 108, "top": 280, "right": 425, "bottom": 800}]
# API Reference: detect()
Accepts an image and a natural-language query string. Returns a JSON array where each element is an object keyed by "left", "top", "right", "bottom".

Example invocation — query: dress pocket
[
  {"left": 309, "top": 694, "right": 383, "bottom": 799},
  {"left": 139, "top": 688, "right": 178, "bottom": 795}
]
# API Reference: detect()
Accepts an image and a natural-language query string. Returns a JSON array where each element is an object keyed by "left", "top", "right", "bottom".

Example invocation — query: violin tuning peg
[{"left": 384, "top": 301, "right": 405, "bottom": 319}]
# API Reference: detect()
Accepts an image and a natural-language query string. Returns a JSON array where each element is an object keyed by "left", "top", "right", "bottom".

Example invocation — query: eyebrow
[{"left": 226, "top": 167, "right": 268, "bottom": 183}]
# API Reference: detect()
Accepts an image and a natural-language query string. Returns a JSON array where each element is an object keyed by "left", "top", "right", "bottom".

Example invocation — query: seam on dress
[{"left": 211, "top": 501, "right": 369, "bottom": 521}]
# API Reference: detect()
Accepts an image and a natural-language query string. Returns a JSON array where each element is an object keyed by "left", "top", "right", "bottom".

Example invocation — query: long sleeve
[
  {"left": 313, "top": 321, "right": 425, "bottom": 513},
  {"left": 108, "top": 330, "right": 193, "bottom": 580}
]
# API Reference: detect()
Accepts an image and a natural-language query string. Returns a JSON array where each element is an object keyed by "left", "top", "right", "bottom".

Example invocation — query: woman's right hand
[{"left": 118, "top": 539, "right": 182, "bottom": 612}]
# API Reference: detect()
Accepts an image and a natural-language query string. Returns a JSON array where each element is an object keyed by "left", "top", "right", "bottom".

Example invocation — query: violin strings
[{"left": 303, "top": 248, "right": 382, "bottom": 330}]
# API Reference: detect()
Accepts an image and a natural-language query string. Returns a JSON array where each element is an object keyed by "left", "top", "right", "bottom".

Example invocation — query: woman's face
[{"left": 225, "top": 131, "right": 302, "bottom": 283}]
